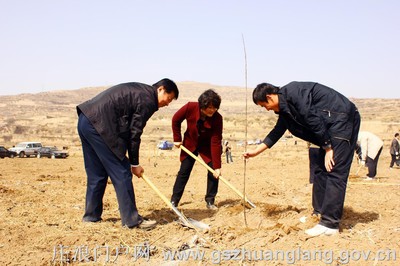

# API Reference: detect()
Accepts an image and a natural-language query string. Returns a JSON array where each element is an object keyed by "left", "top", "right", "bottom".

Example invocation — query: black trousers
[
  {"left": 308, "top": 147, "right": 321, "bottom": 184},
  {"left": 366, "top": 147, "right": 382, "bottom": 177},
  {"left": 389, "top": 154, "right": 398, "bottom": 168},
  {"left": 312, "top": 111, "right": 361, "bottom": 229},
  {"left": 171, "top": 152, "right": 219, "bottom": 205}
]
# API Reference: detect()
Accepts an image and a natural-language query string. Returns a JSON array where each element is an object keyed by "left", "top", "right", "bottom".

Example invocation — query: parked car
[
  {"left": 157, "top": 140, "right": 174, "bottom": 150},
  {"left": 236, "top": 140, "right": 244, "bottom": 147},
  {"left": 9, "top": 142, "right": 42, "bottom": 157},
  {"left": 247, "top": 139, "right": 262, "bottom": 145},
  {"left": 36, "top": 146, "right": 69, "bottom": 159},
  {"left": 237, "top": 139, "right": 262, "bottom": 146},
  {"left": 0, "top": 146, "right": 17, "bottom": 158}
]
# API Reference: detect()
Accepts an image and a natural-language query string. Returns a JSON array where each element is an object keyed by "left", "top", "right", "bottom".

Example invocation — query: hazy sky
[{"left": 1, "top": 1, "right": 399, "bottom": 98}]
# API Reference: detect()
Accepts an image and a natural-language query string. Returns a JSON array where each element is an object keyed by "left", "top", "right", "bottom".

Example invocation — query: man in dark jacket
[
  {"left": 77, "top": 78, "right": 179, "bottom": 229},
  {"left": 243, "top": 81, "right": 360, "bottom": 237}
]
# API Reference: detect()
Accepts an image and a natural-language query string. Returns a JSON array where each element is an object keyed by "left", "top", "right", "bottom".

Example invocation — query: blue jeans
[{"left": 226, "top": 151, "right": 233, "bottom": 163}]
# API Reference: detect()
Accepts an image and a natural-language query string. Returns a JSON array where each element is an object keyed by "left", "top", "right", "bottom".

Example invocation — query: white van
[{"left": 9, "top": 142, "right": 42, "bottom": 158}]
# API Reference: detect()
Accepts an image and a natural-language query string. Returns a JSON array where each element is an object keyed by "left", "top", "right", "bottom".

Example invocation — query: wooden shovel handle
[
  {"left": 180, "top": 145, "right": 256, "bottom": 208},
  {"left": 141, "top": 174, "right": 191, "bottom": 224},
  {"left": 141, "top": 174, "right": 173, "bottom": 208}
]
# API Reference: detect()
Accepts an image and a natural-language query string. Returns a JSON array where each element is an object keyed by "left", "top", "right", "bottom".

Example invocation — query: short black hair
[
  {"left": 252, "top": 83, "right": 280, "bottom": 104},
  {"left": 153, "top": 78, "right": 179, "bottom": 100},
  {"left": 198, "top": 89, "right": 221, "bottom": 109},
  {"left": 395, "top": 133, "right": 399, "bottom": 137}
]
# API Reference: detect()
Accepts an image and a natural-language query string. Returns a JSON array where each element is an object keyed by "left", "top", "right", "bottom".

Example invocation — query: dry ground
[{"left": 0, "top": 83, "right": 399, "bottom": 265}]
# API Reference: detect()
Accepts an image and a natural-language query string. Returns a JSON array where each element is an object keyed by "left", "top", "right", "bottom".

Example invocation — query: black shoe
[
  {"left": 206, "top": 202, "right": 218, "bottom": 210},
  {"left": 82, "top": 217, "right": 102, "bottom": 223},
  {"left": 171, "top": 201, "right": 177, "bottom": 207}
]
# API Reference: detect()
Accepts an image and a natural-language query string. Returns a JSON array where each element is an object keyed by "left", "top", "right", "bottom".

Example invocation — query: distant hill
[{"left": 0, "top": 82, "right": 399, "bottom": 148}]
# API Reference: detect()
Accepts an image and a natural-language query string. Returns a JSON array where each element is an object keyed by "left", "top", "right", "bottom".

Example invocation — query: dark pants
[
  {"left": 308, "top": 147, "right": 320, "bottom": 184},
  {"left": 171, "top": 152, "right": 219, "bottom": 205},
  {"left": 77, "top": 113, "right": 141, "bottom": 228},
  {"left": 312, "top": 111, "right": 360, "bottom": 229},
  {"left": 366, "top": 147, "right": 382, "bottom": 177},
  {"left": 389, "top": 154, "right": 398, "bottom": 168}
]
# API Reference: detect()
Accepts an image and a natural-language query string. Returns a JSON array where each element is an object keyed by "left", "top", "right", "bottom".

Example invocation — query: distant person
[
  {"left": 224, "top": 140, "right": 233, "bottom": 164},
  {"left": 389, "top": 133, "right": 400, "bottom": 169},
  {"left": 243, "top": 81, "right": 360, "bottom": 237},
  {"left": 77, "top": 79, "right": 179, "bottom": 230},
  {"left": 171, "top": 89, "right": 223, "bottom": 210},
  {"left": 355, "top": 131, "right": 383, "bottom": 180}
]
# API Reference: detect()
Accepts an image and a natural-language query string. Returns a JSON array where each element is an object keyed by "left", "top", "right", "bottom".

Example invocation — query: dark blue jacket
[
  {"left": 77, "top": 82, "right": 159, "bottom": 165},
  {"left": 264, "top": 82, "right": 358, "bottom": 149}
]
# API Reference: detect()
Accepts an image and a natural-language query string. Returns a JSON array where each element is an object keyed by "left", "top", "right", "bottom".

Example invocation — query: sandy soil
[
  {"left": 0, "top": 85, "right": 399, "bottom": 265},
  {"left": 1, "top": 137, "right": 399, "bottom": 265}
]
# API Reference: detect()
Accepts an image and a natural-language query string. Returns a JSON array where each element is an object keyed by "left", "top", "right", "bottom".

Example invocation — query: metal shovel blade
[
  {"left": 171, "top": 203, "right": 210, "bottom": 231},
  {"left": 177, "top": 216, "right": 210, "bottom": 231},
  {"left": 187, "top": 217, "right": 210, "bottom": 230}
]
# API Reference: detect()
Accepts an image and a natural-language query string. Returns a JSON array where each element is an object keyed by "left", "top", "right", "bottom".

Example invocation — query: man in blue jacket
[
  {"left": 77, "top": 78, "right": 179, "bottom": 230},
  {"left": 243, "top": 81, "right": 360, "bottom": 237}
]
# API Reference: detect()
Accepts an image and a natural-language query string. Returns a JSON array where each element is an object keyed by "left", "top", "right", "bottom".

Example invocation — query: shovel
[
  {"left": 355, "top": 164, "right": 362, "bottom": 176},
  {"left": 180, "top": 145, "right": 256, "bottom": 208},
  {"left": 141, "top": 174, "right": 210, "bottom": 231}
]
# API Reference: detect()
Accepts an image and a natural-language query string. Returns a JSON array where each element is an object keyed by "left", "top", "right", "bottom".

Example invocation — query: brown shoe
[{"left": 137, "top": 219, "right": 157, "bottom": 230}]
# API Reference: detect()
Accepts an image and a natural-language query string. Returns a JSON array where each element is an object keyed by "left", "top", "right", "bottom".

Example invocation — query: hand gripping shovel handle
[
  {"left": 180, "top": 145, "right": 256, "bottom": 208},
  {"left": 141, "top": 174, "right": 192, "bottom": 227}
]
